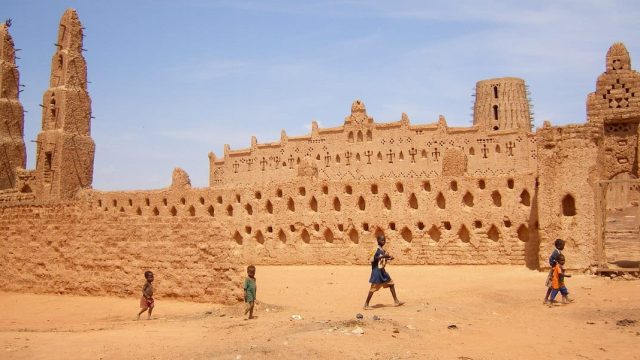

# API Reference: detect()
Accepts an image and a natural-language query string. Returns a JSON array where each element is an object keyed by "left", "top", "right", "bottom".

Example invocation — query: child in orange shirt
[
  {"left": 549, "top": 255, "right": 573, "bottom": 304},
  {"left": 543, "top": 239, "right": 565, "bottom": 304}
]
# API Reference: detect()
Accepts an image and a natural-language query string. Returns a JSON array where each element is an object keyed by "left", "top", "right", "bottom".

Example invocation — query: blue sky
[{"left": 4, "top": 0, "right": 640, "bottom": 190}]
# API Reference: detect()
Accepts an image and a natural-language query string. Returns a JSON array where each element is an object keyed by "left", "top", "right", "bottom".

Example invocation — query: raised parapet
[
  {"left": 344, "top": 99, "right": 373, "bottom": 126},
  {"left": 34, "top": 9, "right": 95, "bottom": 200},
  {"left": 587, "top": 43, "right": 640, "bottom": 125},
  {"left": 473, "top": 77, "right": 532, "bottom": 133},
  {"left": 0, "top": 21, "right": 26, "bottom": 190}
]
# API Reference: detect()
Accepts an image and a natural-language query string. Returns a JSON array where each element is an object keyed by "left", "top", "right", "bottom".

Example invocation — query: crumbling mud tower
[
  {"left": 34, "top": 9, "right": 95, "bottom": 200},
  {"left": 0, "top": 22, "right": 26, "bottom": 191}
]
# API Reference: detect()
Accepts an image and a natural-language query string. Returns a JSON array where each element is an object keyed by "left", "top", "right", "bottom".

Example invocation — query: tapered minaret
[
  {"left": 0, "top": 22, "right": 26, "bottom": 190},
  {"left": 34, "top": 9, "right": 95, "bottom": 199}
]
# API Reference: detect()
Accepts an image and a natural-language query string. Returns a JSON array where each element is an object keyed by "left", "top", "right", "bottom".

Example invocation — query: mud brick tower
[
  {"left": 473, "top": 77, "right": 532, "bottom": 132},
  {"left": 34, "top": 9, "right": 95, "bottom": 200},
  {"left": 588, "top": 43, "right": 640, "bottom": 181},
  {"left": 0, "top": 22, "right": 26, "bottom": 190}
]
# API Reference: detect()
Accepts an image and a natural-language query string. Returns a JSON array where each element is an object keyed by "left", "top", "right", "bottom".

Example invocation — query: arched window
[
  {"left": 49, "top": 97, "right": 57, "bottom": 121},
  {"left": 562, "top": 194, "right": 576, "bottom": 216}
]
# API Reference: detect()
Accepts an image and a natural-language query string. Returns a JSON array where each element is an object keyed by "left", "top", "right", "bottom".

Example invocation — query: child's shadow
[
  {"left": 367, "top": 302, "right": 405, "bottom": 309},
  {"left": 369, "top": 304, "right": 394, "bottom": 309}
]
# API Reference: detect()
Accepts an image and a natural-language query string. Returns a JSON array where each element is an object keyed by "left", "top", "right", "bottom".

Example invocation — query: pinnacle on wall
[
  {"left": 345, "top": 99, "right": 373, "bottom": 126},
  {"left": 351, "top": 99, "right": 366, "bottom": 114},
  {"left": 606, "top": 42, "right": 631, "bottom": 72}
]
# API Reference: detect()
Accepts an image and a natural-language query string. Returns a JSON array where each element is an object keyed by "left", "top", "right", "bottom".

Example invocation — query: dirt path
[{"left": 0, "top": 266, "right": 638, "bottom": 359}]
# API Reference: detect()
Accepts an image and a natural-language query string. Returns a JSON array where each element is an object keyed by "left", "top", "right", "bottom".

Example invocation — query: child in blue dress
[{"left": 363, "top": 235, "right": 403, "bottom": 309}]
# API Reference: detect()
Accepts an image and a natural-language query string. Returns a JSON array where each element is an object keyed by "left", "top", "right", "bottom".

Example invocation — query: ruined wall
[{"left": 0, "top": 196, "right": 241, "bottom": 303}]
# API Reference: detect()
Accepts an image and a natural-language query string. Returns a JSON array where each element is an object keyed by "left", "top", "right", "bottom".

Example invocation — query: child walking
[
  {"left": 243, "top": 265, "right": 257, "bottom": 320},
  {"left": 549, "top": 254, "right": 573, "bottom": 304},
  {"left": 137, "top": 270, "right": 154, "bottom": 320},
  {"left": 543, "top": 239, "right": 565, "bottom": 304},
  {"left": 363, "top": 235, "right": 403, "bottom": 309}
]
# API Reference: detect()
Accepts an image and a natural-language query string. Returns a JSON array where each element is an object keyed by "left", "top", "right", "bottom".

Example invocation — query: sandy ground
[{"left": 0, "top": 266, "right": 638, "bottom": 360}]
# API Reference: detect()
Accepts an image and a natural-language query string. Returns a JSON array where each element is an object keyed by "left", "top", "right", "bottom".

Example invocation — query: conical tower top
[
  {"left": 606, "top": 42, "right": 631, "bottom": 72},
  {"left": 49, "top": 8, "right": 87, "bottom": 89},
  {"left": 351, "top": 99, "right": 366, "bottom": 115},
  {"left": 0, "top": 21, "right": 18, "bottom": 99},
  {"left": 57, "top": 9, "right": 84, "bottom": 54},
  {"left": 587, "top": 42, "right": 640, "bottom": 124},
  {"left": 1, "top": 22, "right": 16, "bottom": 64}
]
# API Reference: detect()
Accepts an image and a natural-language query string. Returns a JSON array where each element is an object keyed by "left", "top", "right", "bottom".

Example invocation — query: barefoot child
[
  {"left": 363, "top": 235, "right": 403, "bottom": 309},
  {"left": 243, "top": 265, "right": 257, "bottom": 319},
  {"left": 549, "top": 254, "right": 573, "bottom": 304},
  {"left": 137, "top": 270, "right": 154, "bottom": 320},
  {"left": 543, "top": 239, "right": 565, "bottom": 304}
]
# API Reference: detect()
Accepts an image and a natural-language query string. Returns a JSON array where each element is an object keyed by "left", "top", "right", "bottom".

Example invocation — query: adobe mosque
[{"left": 1, "top": 10, "right": 638, "bottom": 303}]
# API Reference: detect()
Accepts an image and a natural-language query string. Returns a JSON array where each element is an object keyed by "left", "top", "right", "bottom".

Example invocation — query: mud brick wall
[
  {"left": 0, "top": 202, "right": 242, "bottom": 304},
  {"left": 86, "top": 173, "right": 539, "bottom": 270},
  {"left": 220, "top": 177, "right": 539, "bottom": 268},
  {"left": 536, "top": 124, "right": 601, "bottom": 269}
]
